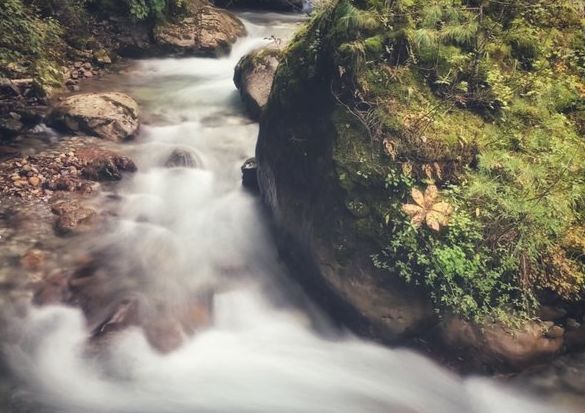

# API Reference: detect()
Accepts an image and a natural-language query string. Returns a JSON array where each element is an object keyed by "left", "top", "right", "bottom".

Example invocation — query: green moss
[{"left": 273, "top": 0, "right": 585, "bottom": 322}]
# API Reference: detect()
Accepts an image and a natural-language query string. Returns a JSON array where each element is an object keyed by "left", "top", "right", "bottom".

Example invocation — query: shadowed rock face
[
  {"left": 234, "top": 47, "right": 281, "bottom": 120},
  {"left": 154, "top": 7, "right": 246, "bottom": 57},
  {"left": 254, "top": 0, "right": 568, "bottom": 372},
  {"left": 47, "top": 93, "right": 139, "bottom": 142}
]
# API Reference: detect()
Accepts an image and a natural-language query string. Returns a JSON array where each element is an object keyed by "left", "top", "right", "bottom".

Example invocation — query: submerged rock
[
  {"left": 234, "top": 46, "right": 281, "bottom": 120},
  {"left": 154, "top": 7, "right": 246, "bottom": 57},
  {"left": 165, "top": 149, "right": 197, "bottom": 168},
  {"left": 47, "top": 92, "right": 139, "bottom": 141},
  {"left": 77, "top": 148, "right": 137, "bottom": 181},
  {"left": 50, "top": 199, "right": 97, "bottom": 235},
  {"left": 241, "top": 157, "right": 258, "bottom": 190}
]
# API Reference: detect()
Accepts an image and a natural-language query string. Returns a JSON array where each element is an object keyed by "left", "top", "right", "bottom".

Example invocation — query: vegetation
[
  {"left": 280, "top": 0, "right": 585, "bottom": 321},
  {"left": 0, "top": 0, "right": 194, "bottom": 92}
]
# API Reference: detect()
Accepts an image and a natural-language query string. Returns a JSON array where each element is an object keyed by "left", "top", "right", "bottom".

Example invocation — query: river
[{"left": 0, "top": 11, "right": 572, "bottom": 413}]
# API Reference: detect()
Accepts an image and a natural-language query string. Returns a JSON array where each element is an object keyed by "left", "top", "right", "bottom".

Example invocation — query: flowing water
[{"left": 1, "top": 12, "right": 573, "bottom": 413}]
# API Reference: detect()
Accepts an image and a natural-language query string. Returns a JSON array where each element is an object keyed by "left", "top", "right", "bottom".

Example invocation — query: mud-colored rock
[
  {"left": 77, "top": 148, "right": 137, "bottom": 181},
  {"left": 47, "top": 92, "right": 139, "bottom": 141},
  {"left": 20, "top": 249, "right": 46, "bottom": 272},
  {"left": 154, "top": 7, "right": 246, "bottom": 56},
  {"left": 440, "top": 318, "right": 564, "bottom": 369},
  {"left": 234, "top": 46, "right": 281, "bottom": 120},
  {"left": 165, "top": 149, "right": 196, "bottom": 168},
  {"left": 51, "top": 199, "right": 97, "bottom": 235}
]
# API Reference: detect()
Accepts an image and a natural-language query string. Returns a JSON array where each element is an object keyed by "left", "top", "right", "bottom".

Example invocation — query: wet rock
[
  {"left": 165, "top": 149, "right": 196, "bottom": 168},
  {"left": 154, "top": 7, "right": 246, "bottom": 56},
  {"left": 241, "top": 157, "right": 258, "bottom": 190},
  {"left": 0, "top": 118, "right": 24, "bottom": 137},
  {"left": 234, "top": 46, "right": 281, "bottom": 120},
  {"left": 440, "top": 318, "right": 564, "bottom": 370},
  {"left": 538, "top": 305, "right": 567, "bottom": 322},
  {"left": 0, "top": 78, "right": 21, "bottom": 97},
  {"left": 77, "top": 148, "right": 137, "bottom": 181},
  {"left": 20, "top": 249, "right": 46, "bottom": 272},
  {"left": 566, "top": 326, "right": 585, "bottom": 349},
  {"left": 46, "top": 92, "right": 139, "bottom": 141},
  {"left": 50, "top": 199, "right": 97, "bottom": 235},
  {"left": 93, "top": 49, "right": 112, "bottom": 65},
  {"left": 33, "top": 272, "right": 72, "bottom": 305}
]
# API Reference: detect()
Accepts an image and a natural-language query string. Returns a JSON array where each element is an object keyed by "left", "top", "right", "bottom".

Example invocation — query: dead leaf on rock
[{"left": 402, "top": 185, "right": 453, "bottom": 231}]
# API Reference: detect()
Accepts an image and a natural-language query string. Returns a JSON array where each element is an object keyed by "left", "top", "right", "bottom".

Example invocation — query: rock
[
  {"left": 165, "top": 149, "right": 196, "bottom": 168},
  {"left": 46, "top": 93, "right": 139, "bottom": 141},
  {"left": 77, "top": 148, "right": 137, "bottom": 181},
  {"left": 0, "top": 78, "right": 21, "bottom": 97},
  {"left": 565, "top": 326, "right": 585, "bottom": 349},
  {"left": 0, "top": 117, "right": 24, "bottom": 137},
  {"left": 20, "top": 249, "right": 46, "bottom": 272},
  {"left": 33, "top": 272, "right": 72, "bottom": 305},
  {"left": 50, "top": 199, "right": 97, "bottom": 235},
  {"left": 234, "top": 46, "right": 281, "bottom": 120},
  {"left": 241, "top": 157, "right": 258, "bottom": 190},
  {"left": 538, "top": 305, "right": 567, "bottom": 322},
  {"left": 28, "top": 176, "right": 41, "bottom": 187},
  {"left": 440, "top": 318, "right": 564, "bottom": 370},
  {"left": 93, "top": 49, "right": 112, "bottom": 65},
  {"left": 255, "top": 29, "right": 435, "bottom": 345},
  {"left": 153, "top": 7, "right": 246, "bottom": 57}
]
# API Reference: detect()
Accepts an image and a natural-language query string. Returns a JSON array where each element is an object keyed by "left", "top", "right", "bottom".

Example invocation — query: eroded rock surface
[
  {"left": 47, "top": 93, "right": 139, "bottom": 141},
  {"left": 154, "top": 7, "right": 246, "bottom": 56},
  {"left": 234, "top": 46, "right": 281, "bottom": 119}
]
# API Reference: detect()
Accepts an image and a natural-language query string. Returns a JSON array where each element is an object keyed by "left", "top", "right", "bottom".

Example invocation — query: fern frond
[
  {"left": 439, "top": 22, "right": 478, "bottom": 48},
  {"left": 413, "top": 28, "right": 438, "bottom": 49},
  {"left": 334, "top": 0, "right": 380, "bottom": 38}
]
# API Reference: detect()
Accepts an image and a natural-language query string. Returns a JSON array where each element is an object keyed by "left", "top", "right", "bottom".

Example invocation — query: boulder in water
[
  {"left": 77, "top": 148, "right": 137, "bottom": 181},
  {"left": 165, "top": 149, "right": 197, "bottom": 168},
  {"left": 154, "top": 7, "right": 246, "bottom": 57},
  {"left": 234, "top": 46, "right": 281, "bottom": 120},
  {"left": 440, "top": 318, "right": 564, "bottom": 370},
  {"left": 47, "top": 92, "right": 139, "bottom": 142},
  {"left": 50, "top": 199, "right": 97, "bottom": 235},
  {"left": 241, "top": 157, "right": 258, "bottom": 191}
]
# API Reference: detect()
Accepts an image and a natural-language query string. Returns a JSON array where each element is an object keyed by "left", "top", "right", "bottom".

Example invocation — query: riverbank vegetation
[
  {"left": 273, "top": 0, "right": 585, "bottom": 322},
  {"left": 0, "top": 0, "right": 199, "bottom": 93}
]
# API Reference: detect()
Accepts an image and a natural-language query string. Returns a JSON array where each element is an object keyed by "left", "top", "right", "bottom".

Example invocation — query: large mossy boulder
[
  {"left": 256, "top": 0, "right": 585, "bottom": 371},
  {"left": 154, "top": 6, "right": 246, "bottom": 56},
  {"left": 47, "top": 92, "right": 139, "bottom": 141},
  {"left": 234, "top": 46, "right": 282, "bottom": 120}
]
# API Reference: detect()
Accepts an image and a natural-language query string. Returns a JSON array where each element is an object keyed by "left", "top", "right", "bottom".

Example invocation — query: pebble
[{"left": 28, "top": 177, "right": 41, "bottom": 187}]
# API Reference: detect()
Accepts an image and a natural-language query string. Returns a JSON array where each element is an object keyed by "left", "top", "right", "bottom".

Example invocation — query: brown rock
[
  {"left": 234, "top": 46, "right": 281, "bottom": 120},
  {"left": 153, "top": 6, "right": 245, "bottom": 57},
  {"left": 51, "top": 200, "right": 97, "bottom": 235},
  {"left": 46, "top": 93, "right": 140, "bottom": 141},
  {"left": 28, "top": 176, "right": 41, "bottom": 187},
  {"left": 441, "top": 318, "right": 564, "bottom": 370},
  {"left": 20, "top": 249, "right": 46, "bottom": 272},
  {"left": 77, "top": 148, "right": 137, "bottom": 181},
  {"left": 33, "top": 272, "right": 72, "bottom": 305}
]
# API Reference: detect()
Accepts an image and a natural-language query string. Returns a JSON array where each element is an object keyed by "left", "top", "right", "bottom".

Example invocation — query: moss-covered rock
[{"left": 256, "top": 0, "right": 585, "bottom": 370}]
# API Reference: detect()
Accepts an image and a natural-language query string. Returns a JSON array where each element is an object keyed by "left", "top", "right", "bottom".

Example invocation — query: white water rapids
[{"left": 2, "top": 12, "right": 571, "bottom": 413}]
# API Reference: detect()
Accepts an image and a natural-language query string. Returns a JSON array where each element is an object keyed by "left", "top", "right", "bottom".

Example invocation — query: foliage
[
  {"left": 0, "top": 0, "right": 64, "bottom": 87},
  {"left": 297, "top": 0, "right": 585, "bottom": 321}
]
